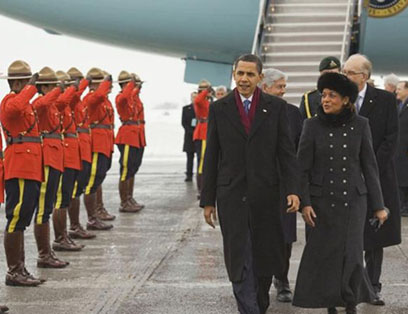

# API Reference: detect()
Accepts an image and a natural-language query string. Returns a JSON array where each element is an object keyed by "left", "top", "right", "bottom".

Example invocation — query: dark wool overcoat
[
  {"left": 181, "top": 103, "right": 196, "bottom": 153},
  {"left": 293, "top": 109, "right": 383, "bottom": 308},
  {"left": 279, "top": 103, "right": 303, "bottom": 244},
  {"left": 396, "top": 99, "right": 408, "bottom": 187},
  {"left": 359, "top": 85, "right": 401, "bottom": 250},
  {"left": 200, "top": 91, "right": 299, "bottom": 282}
]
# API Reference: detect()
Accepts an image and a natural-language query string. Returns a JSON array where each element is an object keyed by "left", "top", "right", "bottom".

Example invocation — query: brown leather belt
[
  {"left": 198, "top": 118, "right": 208, "bottom": 123},
  {"left": 0, "top": 151, "right": 3, "bottom": 159},
  {"left": 77, "top": 127, "right": 90, "bottom": 134},
  {"left": 63, "top": 132, "right": 78, "bottom": 139},
  {"left": 41, "top": 133, "right": 63, "bottom": 140},
  {"left": 7, "top": 136, "right": 42, "bottom": 145},
  {"left": 90, "top": 123, "right": 113, "bottom": 130},
  {"left": 122, "top": 120, "right": 140, "bottom": 126}
]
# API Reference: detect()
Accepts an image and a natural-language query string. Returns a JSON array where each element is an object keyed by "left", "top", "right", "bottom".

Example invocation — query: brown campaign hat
[
  {"left": 118, "top": 70, "right": 131, "bottom": 83},
  {"left": 131, "top": 73, "right": 142, "bottom": 83},
  {"left": 56, "top": 70, "right": 71, "bottom": 83},
  {"left": 198, "top": 79, "right": 211, "bottom": 91},
  {"left": 67, "top": 67, "right": 84, "bottom": 80},
  {"left": 7, "top": 60, "right": 32, "bottom": 79},
  {"left": 86, "top": 67, "right": 104, "bottom": 83},
  {"left": 36, "top": 66, "right": 58, "bottom": 85}
]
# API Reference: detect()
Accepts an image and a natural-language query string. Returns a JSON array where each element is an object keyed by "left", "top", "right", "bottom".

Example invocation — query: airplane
[{"left": 0, "top": 0, "right": 406, "bottom": 104}]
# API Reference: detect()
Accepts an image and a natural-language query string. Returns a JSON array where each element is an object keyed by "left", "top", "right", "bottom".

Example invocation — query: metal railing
[
  {"left": 251, "top": 0, "right": 271, "bottom": 56},
  {"left": 340, "top": 0, "right": 359, "bottom": 64}
]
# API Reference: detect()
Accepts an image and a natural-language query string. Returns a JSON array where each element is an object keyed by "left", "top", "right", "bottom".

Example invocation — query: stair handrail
[
  {"left": 340, "top": 0, "right": 357, "bottom": 64},
  {"left": 251, "top": 0, "right": 270, "bottom": 55}
]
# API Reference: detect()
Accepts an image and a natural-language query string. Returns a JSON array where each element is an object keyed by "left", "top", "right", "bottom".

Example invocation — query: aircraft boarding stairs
[{"left": 257, "top": 0, "right": 359, "bottom": 105}]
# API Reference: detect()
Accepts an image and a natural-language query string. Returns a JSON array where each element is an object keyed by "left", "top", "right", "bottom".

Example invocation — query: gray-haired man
[{"left": 261, "top": 68, "right": 303, "bottom": 303}]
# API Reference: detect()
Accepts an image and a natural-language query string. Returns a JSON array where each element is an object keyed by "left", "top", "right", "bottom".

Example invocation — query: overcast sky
[{"left": 0, "top": 14, "right": 196, "bottom": 108}]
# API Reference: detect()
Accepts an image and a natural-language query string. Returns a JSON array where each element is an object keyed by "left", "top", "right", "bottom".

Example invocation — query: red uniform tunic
[
  {"left": 0, "top": 136, "right": 4, "bottom": 203},
  {"left": 0, "top": 85, "right": 43, "bottom": 182},
  {"left": 193, "top": 89, "right": 209, "bottom": 141},
  {"left": 32, "top": 88, "right": 64, "bottom": 173},
  {"left": 82, "top": 81, "right": 114, "bottom": 158},
  {"left": 56, "top": 85, "right": 81, "bottom": 170},
  {"left": 115, "top": 81, "right": 140, "bottom": 148},
  {"left": 74, "top": 80, "right": 92, "bottom": 163},
  {"left": 132, "top": 88, "right": 146, "bottom": 147}
]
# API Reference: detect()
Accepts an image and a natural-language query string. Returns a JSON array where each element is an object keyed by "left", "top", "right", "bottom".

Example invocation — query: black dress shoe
[
  {"left": 274, "top": 278, "right": 292, "bottom": 302},
  {"left": 346, "top": 304, "right": 357, "bottom": 314},
  {"left": 184, "top": 176, "right": 193, "bottom": 182},
  {"left": 327, "top": 307, "right": 338, "bottom": 314},
  {"left": 370, "top": 292, "right": 385, "bottom": 306}
]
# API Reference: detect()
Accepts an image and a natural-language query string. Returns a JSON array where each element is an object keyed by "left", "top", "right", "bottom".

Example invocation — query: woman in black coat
[{"left": 292, "top": 73, "right": 389, "bottom": 314}]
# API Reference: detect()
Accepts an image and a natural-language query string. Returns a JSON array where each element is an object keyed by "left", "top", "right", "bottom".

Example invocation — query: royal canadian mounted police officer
[
  {"left": 299, "top": 56, "right": 341, "bottom": 120},
  {"left": 66, "top": 67, "right": 100, "bottom": 237},
  {"left": 82, "top": 68, "right": 115, "bottom": 230},
  {"left": 1, "top": 60, "right": 44, "bottom": 288},
  {"left": 115, "top": 70, "right": 145, "bottom": 213},
  {"left": 31, "top": 67, "right": 76, "bottom": 271}
]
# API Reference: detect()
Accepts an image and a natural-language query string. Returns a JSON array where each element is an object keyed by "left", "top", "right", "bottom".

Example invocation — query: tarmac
[{"left": 0, "top": 158, "right": 407, "bottom": 314}]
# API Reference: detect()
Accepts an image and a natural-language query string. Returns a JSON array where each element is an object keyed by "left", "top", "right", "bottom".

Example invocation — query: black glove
[
  {"left": 86, "top": 75, "right": 92, "bottom": 85},
  {"left": 73, "top": 78, "right": 81, "bottom": 91},
  {"left": 28, "top": 73, "right": 39, "bottom": 86}
]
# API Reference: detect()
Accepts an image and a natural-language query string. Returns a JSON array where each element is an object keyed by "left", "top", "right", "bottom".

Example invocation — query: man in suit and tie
[
  {"left": 200, "top": 54, "right": 300, "bottom": 314},
  {"left": 395, "top": 81, "right": 408, "bottom": 217},
  {"left": 343, "top": 54, "right": 401, "bottom": 306},
  {"left": 181, "top": 92, "right": 197, "bottom": 182}
]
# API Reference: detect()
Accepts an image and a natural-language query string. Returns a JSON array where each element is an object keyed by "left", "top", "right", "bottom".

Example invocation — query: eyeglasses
[{"left": 342, "top": 70, "right": 364, "bottom": 76}]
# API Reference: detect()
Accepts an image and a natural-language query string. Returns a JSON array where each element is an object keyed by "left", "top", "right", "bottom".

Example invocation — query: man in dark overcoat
[
  {"left": 200, "top": 54, "right": 300, "bottom": 314},
  {"left": 395, "top": 81, "right": 408, "bottom": 216},
  {"left": 260, "top": 68, "right": 302, "bottom": 303},
  {"left": 344, "top": 54, "right": 401, "bottom": 306},
  {"left": 181, "top": 92, "right": 197, "bottom": 182}
]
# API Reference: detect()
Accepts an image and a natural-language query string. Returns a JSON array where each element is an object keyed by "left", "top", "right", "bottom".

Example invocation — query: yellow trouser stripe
[
  {"left": 55, "top": 174, "right": 63, "bottom": 209},
  {"left": 8, "top": 179, "right": 25, "bottom": 233},
  {"left": 37, "top": 166, "right": 50, "bottom": 224},
  {"left": 304, "top": 91, "right": 312, "bottom": 119},
  {"left": 121, "top": 145, "right": 130, "bottom": 182},
  {"left": 198, "top": 140, "right": 206, "bottom": 175},
  {"left": 72, "top": 181, "right": 78, "bottom": 199},
  {"left": 85, "top": 153, "right": 98, "bottom": 195}
]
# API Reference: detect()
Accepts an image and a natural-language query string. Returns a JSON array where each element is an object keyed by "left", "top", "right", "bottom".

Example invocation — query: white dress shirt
[{"left": 239, "top": 94, "right": 254, "bottom": 111}]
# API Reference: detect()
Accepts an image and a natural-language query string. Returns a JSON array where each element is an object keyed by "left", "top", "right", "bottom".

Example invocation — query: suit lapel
[
  {"left": 249, "top": 93, "right": 270, "bottom": 140},
  {"left": 221, "top": 95, "right": 247, "bottom": 139},
  {"left": 359, "top": 85, "right": 377, "bottom": 117},
  {"left": 400, "top": 101, "right": 408, "bottom": 117}
]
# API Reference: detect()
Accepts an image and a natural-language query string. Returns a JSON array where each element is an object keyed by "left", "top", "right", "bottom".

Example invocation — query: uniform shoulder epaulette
[{"left": 304, "top": 89, "right": 318, "bottom": 96}]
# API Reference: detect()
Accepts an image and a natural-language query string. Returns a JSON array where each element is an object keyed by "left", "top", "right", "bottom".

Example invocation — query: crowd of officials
[
  {"left": 0, "top": 61, "right": 147, "bottom": 313},
  {"left": 182, "top": 53, "right": 405, "bottom": 314}
]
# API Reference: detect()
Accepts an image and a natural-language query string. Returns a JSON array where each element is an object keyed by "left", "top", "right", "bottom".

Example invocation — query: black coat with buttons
[
  {"left": 293, "top": 108, "right": 383, "bottom": 308},
  {"left": 359, "top": 85, "right": 401, "bottom": 250},
  {"left": 200, "top": 90, "right": 300, "bottom": 282}
]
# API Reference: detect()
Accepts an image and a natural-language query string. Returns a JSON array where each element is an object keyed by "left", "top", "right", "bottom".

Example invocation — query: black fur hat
[{"left": 318, "top": 72, "right": 359, "bottom": 104}]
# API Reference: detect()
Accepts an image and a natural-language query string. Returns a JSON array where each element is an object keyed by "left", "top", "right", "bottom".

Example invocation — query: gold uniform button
[{"left": 27, "top": 149, "right": 30, "bottom": 153}]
